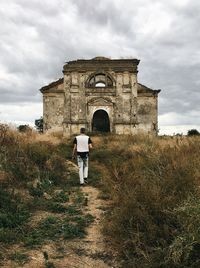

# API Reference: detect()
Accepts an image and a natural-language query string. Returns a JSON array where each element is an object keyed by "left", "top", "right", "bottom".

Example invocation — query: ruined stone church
[{"left": 40, "top": 57, "right": 160, "bottom": 136}]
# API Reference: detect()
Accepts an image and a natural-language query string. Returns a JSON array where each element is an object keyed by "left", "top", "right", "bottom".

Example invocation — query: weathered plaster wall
[
  {"left": 41, "top": 58, "right": 160, "bottom": 136},
  {"left": 43, "top": 93, "right": 64, "bottom": 132},
  {"left": 43, "top": 83, "right": 64, "bottom": 132},
  {"left": 137, "top": 96, "right": 158, "bottom": 134}
]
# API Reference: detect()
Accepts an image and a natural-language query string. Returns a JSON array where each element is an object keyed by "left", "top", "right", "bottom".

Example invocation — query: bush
[
  {"left": 0, "top": 189, "right": 30, "bottom": 228},
  {"left": 35, "top": 117, "right": 43, "bottom": 133},
  {"left": 18, "top": 125, "right": 32, "bottom": 133},
  {"left": 187, "top": 129, "right": 200, "bottom": 136},
  {"left": 0, "top": 188, "right": 30, "bottom": 244}
]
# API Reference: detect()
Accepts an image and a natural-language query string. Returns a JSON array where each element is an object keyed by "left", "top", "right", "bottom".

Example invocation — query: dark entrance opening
[{"left": 92, "top": 110, "right": 110, "bottom": 132}]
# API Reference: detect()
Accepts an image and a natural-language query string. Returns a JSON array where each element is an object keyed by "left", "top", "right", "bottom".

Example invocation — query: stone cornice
[
  {"left": 63, "top": 58, "right": 140, "bottom": 73},
  {"left": 85, "top": 87, "right": 116, "bottom": 96}
]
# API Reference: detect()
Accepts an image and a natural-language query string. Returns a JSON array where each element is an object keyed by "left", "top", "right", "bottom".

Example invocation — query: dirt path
[
  {"left": 54, "top": 185, "right": 118, "bottom": 268},
  {"left": 3, "top": 185, "right": 118, "bottom": 268}
]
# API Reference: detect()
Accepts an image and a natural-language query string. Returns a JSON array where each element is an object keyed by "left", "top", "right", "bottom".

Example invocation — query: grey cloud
[
  {"left": 74, "top": 0, "right": 138, "bottom": 37},
  {"left": 0, "top": 0, "right": 199, "bottom": 128}
]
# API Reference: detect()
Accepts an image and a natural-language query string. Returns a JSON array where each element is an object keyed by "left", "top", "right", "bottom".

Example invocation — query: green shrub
[
  {"left": 18, "top": 125, "right": 32, "bottom": 133},
  {"left": 0, "top": 189, "right": 30, "bottom": 229},
  {"left": 28, "top": 184, "right": 44, "bottom": 197},
  {"left": 0, "top": 228, "right": 21, "bottom": 244},
  {"left": 47, "top": 202, "right": 67, "bottom": 213},
  {"left": 23, "top": 228, "right": 44, "bottom": 248},
  {"left": 0, "top": 189, "right": 30, "bottom": 245},
  {"left": 52, "top": 191, "right": 69, "bottom": 203},
  {"left": 187, "top": 129, "right": 200, "bottom": 136}
]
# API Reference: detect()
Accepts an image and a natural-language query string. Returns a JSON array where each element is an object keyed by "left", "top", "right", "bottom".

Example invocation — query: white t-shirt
[{"left": 74, "top": 135, "right": 92, "bottom": 152}]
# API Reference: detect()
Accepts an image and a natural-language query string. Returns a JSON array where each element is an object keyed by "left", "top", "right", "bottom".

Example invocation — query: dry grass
[
  {"left": 1, "top": 124, "right": 200, "bottom": 267},
  {"left": 90, "top": 134, "right": 200, "bottom": 268},
  {"left": 34, "top": 132, "right": 64, "bottom": 145},
  {"left": 0, "top": 124, "right": 66, "bottom": 146},
  {"left": 0, "top": 124, "right": 94, "bottom": 267}
]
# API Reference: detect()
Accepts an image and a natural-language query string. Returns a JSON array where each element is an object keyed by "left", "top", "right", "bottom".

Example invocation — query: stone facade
[{"left": 40, "top": 57, "right": 160, "bottom": 136}]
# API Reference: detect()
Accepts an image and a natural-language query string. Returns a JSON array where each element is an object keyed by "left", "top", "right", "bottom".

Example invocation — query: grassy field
[
  {"left": 90, "top": 134, "right": 200, "bottom": 268},
  {"left": 0, "top": 125, "right": 94, "bottom": 267},
  {"left": 0, "top": 124, "right": 200, "bottom": 267}
]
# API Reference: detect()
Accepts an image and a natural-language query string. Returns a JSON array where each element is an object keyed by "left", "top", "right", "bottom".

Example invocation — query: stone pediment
[
  {"left": 87, "top": 97, "right": 114, "bottom": 106},
  {"left": 40, "top": 78, "right": 64, "bottom": 93},
  {"left": 138, "top": 83, "right": 161, "bottom": 96}
]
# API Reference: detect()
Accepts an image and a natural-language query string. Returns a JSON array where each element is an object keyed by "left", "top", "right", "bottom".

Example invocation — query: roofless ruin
[{"left": 40, "top": 57, "right": 160, "bottom": 136}]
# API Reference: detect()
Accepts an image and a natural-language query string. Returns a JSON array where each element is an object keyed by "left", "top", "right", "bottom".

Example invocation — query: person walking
[{"left": 72, "top": 128, "right": 93, "bottom": 185}]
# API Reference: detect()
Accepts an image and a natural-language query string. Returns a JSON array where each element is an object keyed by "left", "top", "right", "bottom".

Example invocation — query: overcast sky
[{"left": 0, "top": 0, "right": 199, "bottom": 134}]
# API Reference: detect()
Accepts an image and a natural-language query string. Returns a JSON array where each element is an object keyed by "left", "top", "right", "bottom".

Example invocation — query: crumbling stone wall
[
  {"left": 42, "top": 81, "right": 64, "bottom": 132},
  {"left": 40, "top": 57, "right": 160, "bottom": 136}
]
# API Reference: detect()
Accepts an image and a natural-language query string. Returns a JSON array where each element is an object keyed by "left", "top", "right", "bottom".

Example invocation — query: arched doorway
[{"left": 92, "top": 110, "right": 110, "bottom": 132}]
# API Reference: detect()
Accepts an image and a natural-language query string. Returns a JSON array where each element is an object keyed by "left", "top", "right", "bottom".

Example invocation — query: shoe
[{"left": 84, "top": 178, "right": 88, "bottom": 184}]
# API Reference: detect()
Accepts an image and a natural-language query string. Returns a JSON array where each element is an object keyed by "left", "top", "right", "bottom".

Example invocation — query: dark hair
[{"left": 80, "top": 128, "right": 86, "bottom": 133}]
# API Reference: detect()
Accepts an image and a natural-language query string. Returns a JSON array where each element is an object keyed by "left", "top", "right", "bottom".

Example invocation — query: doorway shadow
[{"left": 92, "top": 110, "right": 110, "bottom": 132}]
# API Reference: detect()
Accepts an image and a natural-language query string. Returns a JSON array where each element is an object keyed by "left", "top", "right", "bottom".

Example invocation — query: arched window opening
[{"left": 87, "top": 73, "right": 113, "bottom": 88}]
